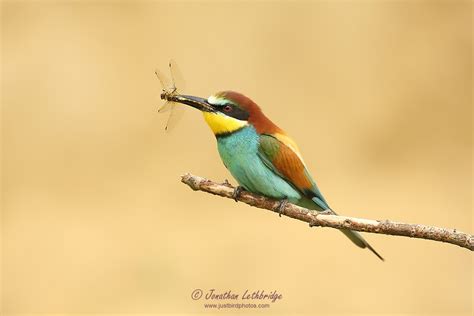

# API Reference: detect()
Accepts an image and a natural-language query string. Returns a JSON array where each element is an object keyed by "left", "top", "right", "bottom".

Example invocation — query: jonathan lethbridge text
[{"left": 191, "top": 288, "right": 283, "bottom": 303}]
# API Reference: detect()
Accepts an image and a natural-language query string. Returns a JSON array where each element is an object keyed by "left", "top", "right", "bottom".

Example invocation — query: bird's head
[{"left": 174, "top": 91, "right": 281, "bottom": 137}]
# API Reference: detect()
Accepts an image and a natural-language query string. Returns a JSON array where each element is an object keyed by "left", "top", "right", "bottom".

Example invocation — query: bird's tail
[
  {"left": 309, "top": 197, "right": 384, "bottom": 261},
  {"left": 328, "top": 209, "right": 384, "bottom": 261},
  {"left": 340, "top": 228, "right": 384, "bottom": 261}
]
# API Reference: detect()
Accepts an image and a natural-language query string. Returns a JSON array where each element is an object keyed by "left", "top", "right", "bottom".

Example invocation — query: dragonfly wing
[
  {"left": 169, "top": 59, "right": 186, "bottom": 91},
  {"left": 154, "top": 68, "right": 171, "bottom": 90},
  {"left": 164, "top": 103, "right": 185, "bottom": 131},
  {"left": 158, "top": 100, "right": 175, "bottom": 113}
]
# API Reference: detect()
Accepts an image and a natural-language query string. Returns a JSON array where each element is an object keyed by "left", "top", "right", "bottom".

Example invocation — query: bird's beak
[{"left": 170, "top": 94, "right": 214, "bottom": 112}]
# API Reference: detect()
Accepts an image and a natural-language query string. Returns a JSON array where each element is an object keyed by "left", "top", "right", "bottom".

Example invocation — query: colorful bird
[{"left": 169, "top": 91, "right": 383, "bottom": 260}]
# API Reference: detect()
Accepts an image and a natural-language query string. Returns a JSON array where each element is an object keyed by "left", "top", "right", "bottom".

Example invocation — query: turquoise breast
[{"left": 216, "top": 126, "right": 302, "bottom": 203}]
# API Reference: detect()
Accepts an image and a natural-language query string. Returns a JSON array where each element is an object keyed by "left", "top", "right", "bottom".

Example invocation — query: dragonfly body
[{"left": 155, "top": 60, "right": 186, "bottom": 131}]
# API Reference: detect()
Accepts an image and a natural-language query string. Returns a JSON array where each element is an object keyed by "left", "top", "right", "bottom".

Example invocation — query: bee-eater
[{"left": 170, "top": 91, "right": 383, "bottom": 260}]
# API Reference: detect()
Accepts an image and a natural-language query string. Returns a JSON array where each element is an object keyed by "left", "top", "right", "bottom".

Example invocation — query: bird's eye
[{"left": 223, "top": 105, "right": 233, "bottom": 112}]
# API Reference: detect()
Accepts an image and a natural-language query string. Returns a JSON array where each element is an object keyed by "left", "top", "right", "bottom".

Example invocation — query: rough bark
[{"left": 181, "top": 173, "right": 473, "bottom": 251}]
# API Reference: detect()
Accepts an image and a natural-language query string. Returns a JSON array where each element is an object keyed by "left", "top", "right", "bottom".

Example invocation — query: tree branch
[{"left": 181, "top": 173, "right": 473, "bottom": 251}]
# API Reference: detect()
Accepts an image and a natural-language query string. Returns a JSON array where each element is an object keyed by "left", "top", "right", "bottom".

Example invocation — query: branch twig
[{"left": 181, "top": 173, "right": 473, "bottom": 251}]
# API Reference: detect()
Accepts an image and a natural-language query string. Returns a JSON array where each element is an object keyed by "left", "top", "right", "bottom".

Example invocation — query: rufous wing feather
[{"left": 258, "top": 133, "right": 329, "bottom": 209}]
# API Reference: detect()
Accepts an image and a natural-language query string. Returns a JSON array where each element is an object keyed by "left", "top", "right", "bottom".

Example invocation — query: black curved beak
[{"left": 167, "top": 94, "right": 214, "bottom": 112}]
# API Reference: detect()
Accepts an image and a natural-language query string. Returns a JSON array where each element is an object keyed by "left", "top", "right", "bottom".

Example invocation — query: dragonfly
[{"left": 154, "top": 60, "right": 186, "bottom": 131}]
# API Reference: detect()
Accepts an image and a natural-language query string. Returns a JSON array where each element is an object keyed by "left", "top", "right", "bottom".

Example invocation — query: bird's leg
[
  {"left": 232, "top": 185, "right": 244, "bottom": 202},
  {"left": 275, "top": 198, "right": 289, "bottom": 217}
]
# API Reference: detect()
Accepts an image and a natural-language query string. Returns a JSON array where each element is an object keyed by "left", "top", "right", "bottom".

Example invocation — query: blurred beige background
[{"left": 1, "top": 1, "right": 472, "bottom": 315}]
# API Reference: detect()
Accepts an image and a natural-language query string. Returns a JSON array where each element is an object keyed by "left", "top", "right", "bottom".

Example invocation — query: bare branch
[{"left": 181, "top": 173, "right": 473, "bottom": 251}]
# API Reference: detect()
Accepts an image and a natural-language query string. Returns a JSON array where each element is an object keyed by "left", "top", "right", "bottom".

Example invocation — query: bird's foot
[
  {"left": 318, "top": 209, "right": 333, "bottom": 216},
  {"left": 232, "top": 186, "right": 244, "bottom": 202},
  {"left": 275, "top": 198, "right": 289, "bottom": 217}
]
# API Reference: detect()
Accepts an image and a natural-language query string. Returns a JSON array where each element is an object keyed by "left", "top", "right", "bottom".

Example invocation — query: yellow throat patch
[{"left": 203, "top": 112, "right": 248, "bottom": 135}]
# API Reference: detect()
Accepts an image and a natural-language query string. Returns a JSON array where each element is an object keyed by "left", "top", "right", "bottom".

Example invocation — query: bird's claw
[
  {"left": 232, "top": 186, "right": 244, "bottom": 202},
  {"left": 276, "top": 198, "right": 289, "bottom": 217},
  {"left": 318, "top": 209, "right": 333, "bottom": 216}
]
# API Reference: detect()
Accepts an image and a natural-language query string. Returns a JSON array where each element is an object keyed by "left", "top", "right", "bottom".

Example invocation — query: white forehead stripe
[{"left": 207, "top": 95, "right": 228, "bottom": 106}]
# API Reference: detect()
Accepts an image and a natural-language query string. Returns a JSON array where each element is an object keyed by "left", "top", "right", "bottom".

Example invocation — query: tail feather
[
  {"left": 319, "top": 205, "right": 384, "bottom": 261},
  {"left": 341, "top": 229, "right": 384, "bottom": 261}
]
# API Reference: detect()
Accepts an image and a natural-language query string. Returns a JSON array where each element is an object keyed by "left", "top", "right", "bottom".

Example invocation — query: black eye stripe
[{"left": 217, "top": 103, "right": 249, "bottom": 120}]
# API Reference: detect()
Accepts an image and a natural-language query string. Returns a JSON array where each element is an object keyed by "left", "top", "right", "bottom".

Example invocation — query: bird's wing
[
  {"left": 259, "top": 134, "right": 384, "bottom": 260},
  {"left": 257, "top": 133, "right": 330, "bottom": 210}
]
